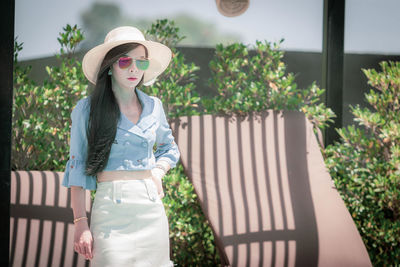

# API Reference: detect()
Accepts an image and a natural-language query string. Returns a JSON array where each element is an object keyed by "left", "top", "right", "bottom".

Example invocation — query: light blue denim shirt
[{"left": 62, "top": 88, "right": 180, "bottom": 191}]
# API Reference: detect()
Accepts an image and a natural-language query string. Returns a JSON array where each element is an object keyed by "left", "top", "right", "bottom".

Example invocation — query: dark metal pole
[
  {"left": 0, "top": 0, "right": 15, "bottom": 265},
  {"left": 322, "top": 0, "right": 345, "bottom": 146}
]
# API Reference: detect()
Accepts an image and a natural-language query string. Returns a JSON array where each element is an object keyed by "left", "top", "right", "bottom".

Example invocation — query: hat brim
[{"left": 82, "top": 40, "right": 171, "bottom": 85}]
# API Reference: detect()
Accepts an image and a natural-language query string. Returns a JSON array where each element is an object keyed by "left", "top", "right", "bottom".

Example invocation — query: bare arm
[
  {"left": 71, "top": 186, "right": 93, "bottom": 260},
  {"left": 71, "top": 186, "right": 88, "bottom": 220}
]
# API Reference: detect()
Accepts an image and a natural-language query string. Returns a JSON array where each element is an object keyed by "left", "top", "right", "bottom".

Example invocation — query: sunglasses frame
[{"left": 117, "top": 56, "right": 150, "bottom": 71}]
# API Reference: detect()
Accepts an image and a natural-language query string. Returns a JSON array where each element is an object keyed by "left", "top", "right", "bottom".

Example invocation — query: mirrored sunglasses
[{"left": 118, "top": 57, "right": 150, "bottom": 71}]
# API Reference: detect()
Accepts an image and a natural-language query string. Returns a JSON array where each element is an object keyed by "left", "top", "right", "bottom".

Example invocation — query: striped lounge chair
[
  {"left": 170, "top": 110, "right": 372, "bottom": 267},
  {"left": 10, "top": 171, "right": 91, "bottom": 267}
]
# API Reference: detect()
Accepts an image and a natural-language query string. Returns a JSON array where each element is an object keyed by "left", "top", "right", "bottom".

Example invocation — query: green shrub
[
  {"left": 12, "top": 40, "right": 37, "bottom": 169},
  {"left": 323, "top": 61, "right": 400, "bottom": 266},
  {"left": 12, "top": 25, "right": 87, "bottom": 171},
  {"left": 202, "top": 40, "right": 335, "bottom": 134},
  {"left": 163, "top": 164, "right": 221, "bottom": 265}
]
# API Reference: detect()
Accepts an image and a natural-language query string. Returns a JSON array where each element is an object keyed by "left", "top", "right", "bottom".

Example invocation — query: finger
[
  {"left": 76, "top": 243, "right": 83, "bottom": 255},
  {"left": 84, "top": 246, "right": 90, "bottom": 259},
  {"left": 74, "top": 244, "right": 79, "bottom": 253},
  {"left": 87, "top": 240, "right": 93, "bottom": 259},
  {"left": 80, "top": 243, "right": 87, "bottom": 257},
  {"left": 84, "top": 250, "right": 90, "bottom": 260}
]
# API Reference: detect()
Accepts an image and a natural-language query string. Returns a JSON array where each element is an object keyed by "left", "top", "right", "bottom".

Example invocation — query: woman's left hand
[{"left": 151, "top": 168, "right": 165, "bottom": 198}]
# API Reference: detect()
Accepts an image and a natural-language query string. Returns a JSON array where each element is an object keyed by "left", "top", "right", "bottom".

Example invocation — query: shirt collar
[{"left": 117, "top": 87, "right": 156, "bottom": 136}]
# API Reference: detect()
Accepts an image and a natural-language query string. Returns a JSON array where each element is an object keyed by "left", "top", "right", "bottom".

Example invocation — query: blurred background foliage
[
  {"left": 12, "top": 19, "right": 399, "bottom": 266},
  {"left": 141, "top": 19, "right": 202, "bottom": 118},
  {"left": 79, "top": 2, "right": 240, "bottom": 52}
]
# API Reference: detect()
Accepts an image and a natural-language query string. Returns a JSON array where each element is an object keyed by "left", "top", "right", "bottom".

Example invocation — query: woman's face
[{"left": 110, "top": 45, "right": 146, "bottom": 91}]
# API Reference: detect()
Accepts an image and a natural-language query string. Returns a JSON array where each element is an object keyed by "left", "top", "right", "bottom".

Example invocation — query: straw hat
[{"left": 82, "top": 26, "right": 172, "bottom": 86}]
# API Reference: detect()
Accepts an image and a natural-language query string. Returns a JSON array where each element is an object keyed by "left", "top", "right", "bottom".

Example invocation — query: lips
[{"left": 128, "top": 77, "right": 137, "bottom": 81}]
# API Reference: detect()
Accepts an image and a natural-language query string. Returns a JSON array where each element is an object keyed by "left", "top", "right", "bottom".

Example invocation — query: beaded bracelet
[{"left": 73, "top": 216, "right": 88, "bottom": 224}]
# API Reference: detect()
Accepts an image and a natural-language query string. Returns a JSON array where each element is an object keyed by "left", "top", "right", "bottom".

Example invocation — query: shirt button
[
  {"left": 124, "top": 140, "right": 131, "bottom": 146},
  {"left": 141, "top": 141, "right": 147, "bottom": 147}
]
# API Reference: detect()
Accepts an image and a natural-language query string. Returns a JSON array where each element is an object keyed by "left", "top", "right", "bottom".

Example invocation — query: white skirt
[{"left": 89, "top": 178, "right": 174, "bottom": 267}]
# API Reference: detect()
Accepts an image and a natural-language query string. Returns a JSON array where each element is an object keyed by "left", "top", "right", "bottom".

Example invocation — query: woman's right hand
[{"left": 74, "top": 220, "right": 93, "bottom": 260}]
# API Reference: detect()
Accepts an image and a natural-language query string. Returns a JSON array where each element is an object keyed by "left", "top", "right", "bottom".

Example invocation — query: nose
[{"left": 128, "top": 61, "right": 138, "bottom": 73}]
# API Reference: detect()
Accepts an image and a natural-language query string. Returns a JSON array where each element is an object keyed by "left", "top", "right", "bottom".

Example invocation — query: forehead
[{"left": 124, "top": 45, "right": 146, "bottom": 58}]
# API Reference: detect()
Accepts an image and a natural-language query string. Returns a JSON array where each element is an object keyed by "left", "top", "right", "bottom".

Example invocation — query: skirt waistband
[
  {"left": 95, "top": 178, "right": 158, "bottom": 203},
  {"left": 97, "top": 170, "right": 152, "bottom": 183}
]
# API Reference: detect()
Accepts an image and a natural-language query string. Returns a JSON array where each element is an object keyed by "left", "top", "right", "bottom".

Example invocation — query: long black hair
[{"left": 84, "top": 42, "right": 148, "bottom": 176}]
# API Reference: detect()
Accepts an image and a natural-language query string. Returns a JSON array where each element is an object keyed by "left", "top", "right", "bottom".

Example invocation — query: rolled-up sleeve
[
  {"left": 61, "top": 98, "right": 97, "bottom": 191},
  {"left": 154, "top": 97, "right": 180, "bottom": 169}
]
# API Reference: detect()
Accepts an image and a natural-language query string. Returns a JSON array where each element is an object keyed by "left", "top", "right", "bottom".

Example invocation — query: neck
[{"left": 111, "top": 80, "right": 140, "bottom": 109}]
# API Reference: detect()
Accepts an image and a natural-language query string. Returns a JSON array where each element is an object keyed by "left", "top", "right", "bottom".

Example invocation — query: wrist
[
  {"left": 74, "top": 219, "right": 89, "bottom": 226},
  {"left": 151, "top": 167, "right": 165, "bottom": 180},
  {"left": 155, "top": 160, "right": 170, "bottom": 173},
  {"left": 73, "top": 216, "right": 88, "bottom": 224}
]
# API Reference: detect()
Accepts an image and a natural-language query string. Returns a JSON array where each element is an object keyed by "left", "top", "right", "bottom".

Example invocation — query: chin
[{"left": 125, "top": 82, "right": 139, "bottom": 89}]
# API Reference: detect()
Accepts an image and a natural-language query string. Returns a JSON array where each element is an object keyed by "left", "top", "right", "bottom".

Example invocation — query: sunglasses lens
[
  {"left": 118, "top": 57, "right": 132, "bottom": 69},
  {"left": 136, "top": 59, "right": 150, "bottom": 70},
  {"left": 118, "top": 57, "right": 149, "bottom": 70}
]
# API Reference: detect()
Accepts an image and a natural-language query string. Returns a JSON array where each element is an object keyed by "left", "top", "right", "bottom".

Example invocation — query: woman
[{"left": 62, "top": 26, "right": 180, "bottom": 267}]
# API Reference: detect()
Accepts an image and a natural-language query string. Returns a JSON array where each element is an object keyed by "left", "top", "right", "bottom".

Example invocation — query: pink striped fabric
[
  {"left": 10, "top": 171, "right": 92, "bottom": 267},
  {"left": 170, "top": 110, "right": 372, "bottom": 267}
]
